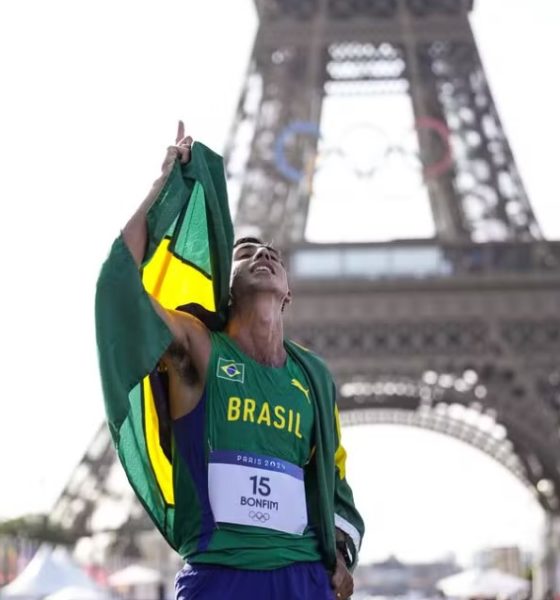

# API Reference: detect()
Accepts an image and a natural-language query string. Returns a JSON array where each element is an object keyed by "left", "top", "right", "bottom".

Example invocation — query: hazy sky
[{"left": 0, "top": 0, "right": 558, "bottom": 566}]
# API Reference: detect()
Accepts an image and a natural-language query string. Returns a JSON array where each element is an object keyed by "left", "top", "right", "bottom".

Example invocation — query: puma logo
[{"left": 291, "top": 378, "right": 311, "bottom": 404}]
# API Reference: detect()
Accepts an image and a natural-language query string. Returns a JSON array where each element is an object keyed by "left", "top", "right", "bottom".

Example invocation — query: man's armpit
[{"left": 164, "top": 341, "right": 199, "bottom": 386}]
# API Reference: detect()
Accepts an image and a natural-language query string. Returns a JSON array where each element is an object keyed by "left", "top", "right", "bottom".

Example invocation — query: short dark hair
[
  {"left": 233, "top": 238, "right": 283, "bottom": 264},
  {"left": 233, "top": 237, "right": 265, "bottom": 248}
]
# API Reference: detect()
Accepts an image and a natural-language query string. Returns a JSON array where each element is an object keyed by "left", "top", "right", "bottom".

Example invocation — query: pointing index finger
[{"left": 176, "top": 120, "right": 185, "bottom": 144}]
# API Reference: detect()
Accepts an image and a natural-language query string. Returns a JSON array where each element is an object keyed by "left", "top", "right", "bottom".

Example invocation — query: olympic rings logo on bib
[{"left": 249, "top": 511, "right": 271, "bottom": 523}]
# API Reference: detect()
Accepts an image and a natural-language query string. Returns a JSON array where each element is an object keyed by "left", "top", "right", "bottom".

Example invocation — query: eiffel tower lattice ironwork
[
  {"left": 49, "top": 0, "right": 560, "bottom": 594},
  {"left": 225, "top": 0, "right": 560, "bottom": 589}
]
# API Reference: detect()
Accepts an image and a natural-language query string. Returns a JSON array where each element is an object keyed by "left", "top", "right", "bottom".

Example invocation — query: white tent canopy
[
  {"left": 107, "top": 564, "right": 162, "bottom": 587},
  {"left": 43, "top": 587, "right": 112, "bottom": 600},
  {"left": 0, "top": 545, "right": 105, "bottom": 600},
  {"left": 437, "top": 568, "right": 530, "bottom": 600}
]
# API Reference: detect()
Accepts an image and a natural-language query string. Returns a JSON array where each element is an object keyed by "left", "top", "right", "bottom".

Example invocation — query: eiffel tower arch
[{"left": 50, "top": 0, "right": 560, "bottom": 596}]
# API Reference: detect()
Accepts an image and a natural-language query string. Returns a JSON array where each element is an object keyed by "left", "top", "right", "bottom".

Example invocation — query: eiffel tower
[
  {"left": 227, "top": 0, "right": 560, "bottom": 591},
  {"left": 50, "top": 0, "right": 560, "bottom": 595}
]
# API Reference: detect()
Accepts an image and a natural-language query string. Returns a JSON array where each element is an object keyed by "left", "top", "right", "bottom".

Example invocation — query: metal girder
[
  {"left": 254, "top": 0, "right": 474, "bottom": 22},
  {"left": 252, "top": 22, "right": 473, "bottom": 46},
  {"left": 49, "top": 425, "right": 132, "bottom": 537},
  {"left": 226, "top": 33, "right": 323, "bottom": 245}
]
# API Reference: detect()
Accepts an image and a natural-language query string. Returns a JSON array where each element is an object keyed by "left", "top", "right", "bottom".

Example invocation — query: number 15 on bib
[{"left": 208, "top": 450, "right": 308, "bottom": 534}]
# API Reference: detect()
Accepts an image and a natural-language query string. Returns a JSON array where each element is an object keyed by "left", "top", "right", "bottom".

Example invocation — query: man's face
[{"left": 230, "top": 242, "right": 291, "bottom": 308}]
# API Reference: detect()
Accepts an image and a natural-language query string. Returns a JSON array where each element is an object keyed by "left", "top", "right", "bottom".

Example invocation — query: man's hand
[
  {"left": 167, "top": 119, "right": 193, "bottom": 167},
  {"left": 331, "top": 550, "right": 353, "bottom": 599},
  {"left": 148, "top": 120, "right": 193, "bottom": 203}
]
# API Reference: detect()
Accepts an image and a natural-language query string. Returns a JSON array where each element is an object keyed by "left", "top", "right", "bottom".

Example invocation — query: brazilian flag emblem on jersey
[
  {"left": 95, "top": 142, "right": 233, "bottom": 550},
  {"left": 217, "top": 358, "right": 245, "bottom": 383}
]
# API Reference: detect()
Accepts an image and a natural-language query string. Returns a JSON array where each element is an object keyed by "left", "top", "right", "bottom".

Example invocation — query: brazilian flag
[{"left": 95, "top": 143, "right": 233, "bottom": 549}]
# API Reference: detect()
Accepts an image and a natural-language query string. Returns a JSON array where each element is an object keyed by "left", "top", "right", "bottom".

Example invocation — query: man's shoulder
[
  {"left": 174, "top": 303, "right": 223, "bottom": 331},
  {"left": 285, "top": 339, "right": 332, "bottom": 376},
  {"left": 286, "top": 340, "right": 337, "bottom": 414}
]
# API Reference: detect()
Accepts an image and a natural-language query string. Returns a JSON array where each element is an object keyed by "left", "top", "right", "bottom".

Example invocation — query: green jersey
[{"left": 172, "top": 331, "right": 322, "bottom": 569}]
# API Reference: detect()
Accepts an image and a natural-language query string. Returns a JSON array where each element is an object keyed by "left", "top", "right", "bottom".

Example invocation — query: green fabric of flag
[{"left": 95, "top": 142, "right": 233, "bottom": 547}]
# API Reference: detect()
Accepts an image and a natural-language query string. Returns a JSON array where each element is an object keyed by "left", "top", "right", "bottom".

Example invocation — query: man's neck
[{"left": 226, "top": 296, "right": 286, "bottom": 367}]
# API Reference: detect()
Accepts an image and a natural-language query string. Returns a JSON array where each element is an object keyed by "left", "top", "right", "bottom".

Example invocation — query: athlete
[{"left": 118, "top": 122, "right": 363, "bottom": 599}]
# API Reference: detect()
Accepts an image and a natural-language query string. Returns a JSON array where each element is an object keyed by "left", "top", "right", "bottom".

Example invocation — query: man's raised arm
[
  {"left": 96, "top": 122, "right": 211, "bottom": 420},
  {"left": 119, "top": 122, "right": 201, "bottom": 343}
]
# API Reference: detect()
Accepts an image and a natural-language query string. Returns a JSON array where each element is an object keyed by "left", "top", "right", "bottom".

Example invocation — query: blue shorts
[{"left": 175, "top": 561, "right": 335, "bottom": 600}]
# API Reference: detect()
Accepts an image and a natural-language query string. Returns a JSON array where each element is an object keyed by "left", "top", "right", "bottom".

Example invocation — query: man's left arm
[
  {"left": 331, "top": 400, "right": 366, "bottom": 598},
  {"left": 333, "top": 404, "right": 365, "bottom": 569}
]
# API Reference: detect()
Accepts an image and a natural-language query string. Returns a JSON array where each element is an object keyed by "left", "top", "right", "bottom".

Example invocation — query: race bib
[{"left": 208, "top": 450, "right": 308, "bottom": 534}]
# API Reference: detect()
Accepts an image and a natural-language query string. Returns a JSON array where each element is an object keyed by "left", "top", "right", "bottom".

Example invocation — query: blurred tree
[{"left": 0, "top": 514, "right": 76, "bottom": 546}]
